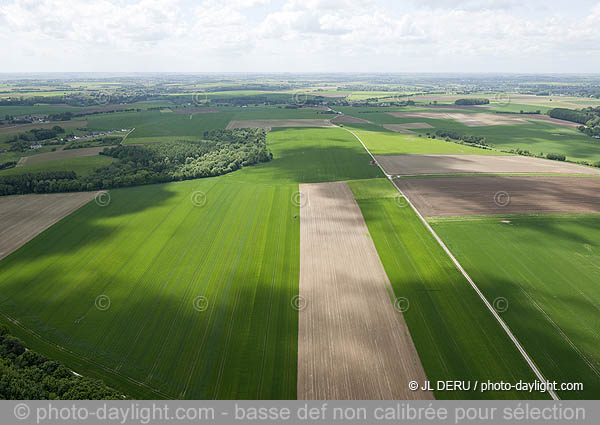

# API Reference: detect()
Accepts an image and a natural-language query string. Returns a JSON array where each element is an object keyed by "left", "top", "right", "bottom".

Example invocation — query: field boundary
[{"left": 340, "top": 126, "right": 559, "bottom": 400}]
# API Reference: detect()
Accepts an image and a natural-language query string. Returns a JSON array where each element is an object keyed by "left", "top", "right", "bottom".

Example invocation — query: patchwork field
[
  {"left": 395, "top": 176, "right": 600, "bottom": 216},
  {"left": 0, "top": 191, "right": 101, "bottom": 261},
  {"left": 347, "top": 178, "right": 546, "bottom": 399},
  {"left": 375, "top": 154, "right": 600, "bottom": 176},
  {"left": 298, "top": 181, "right": 431, "bottom": 400},
  {"left": 0, "top": 125, "right": 383, "bottom": 399},
  {"left": 2, "top": 89, "right": 599, "bottom": 403},
  {"left": 432, "top": 215, "right": 600, "bottom": 398}
]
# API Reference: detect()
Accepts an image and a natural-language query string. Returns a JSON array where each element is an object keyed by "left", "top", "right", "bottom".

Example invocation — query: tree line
[
  {"left": 435, "top": 129, "right": 487, "bottom": 146},
  {"left": 454, "top": 98, "right": 490, "bottom": 105},
  {"left": 0, "top": 129, "right": 272, "bottom": 196},
  {"left": 0, "top": 325, "right": 124, "bottom": 399},
  {"left": 548, "top": 107, "right": 600, "bottom": 138}
]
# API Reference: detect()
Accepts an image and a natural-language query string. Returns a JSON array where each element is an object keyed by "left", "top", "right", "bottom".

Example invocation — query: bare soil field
[
  {"left": 395, "top": 176, "right": 600, "bottom": 216},
  {"left": 0, "top": 191, "right": 100, "bottom": 260},
  {"left": 387, "top": 111, "right": 527, "bottom": 126},
  {"left": 331, "top": 115, "right": 372, "bottom": 124},
  {"left": 226, "top": 119, "right": 335, "bottom": 130},
  {"left": 375, "top": 154, "right": 600, "bottom": 176},
  {"left": 383, "top": 123, "right": 434, "bottom": 132},
  {"left": 19, "top": 146, "right": 115, "bottom": 166},
  {"left": 172, "top": 108, "right": 220, "bottom": 115},
  {"left": 298, "top": 181, "right": 432, "bottom": 400},
  {"left": 0, "top": 120, "right": 87, "bottom": 135}
]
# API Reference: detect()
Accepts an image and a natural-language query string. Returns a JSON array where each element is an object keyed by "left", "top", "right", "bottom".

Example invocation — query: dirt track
[
  {"left": 19, "top": 146, "right": 115, "bottom": 166},
  {"left": 375, "top": 154, "right": 600, "bottom": 176},
  {"left": 0, "top": 192, "right": 100, "bottom": 260},
  {"left": 298, "top": 181, "right": 432, "bottom": 400},
  {"left": 226, "top": 119, "right": 335, "bottom": 130},
  {"left": 395, "top": 176, "right": 600, "bottom": 216}
]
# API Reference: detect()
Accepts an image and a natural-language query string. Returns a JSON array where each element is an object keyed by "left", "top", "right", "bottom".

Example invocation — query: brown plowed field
[
  {"left": 387, "top": 111, "right": 527, "bottom": 126},
  {"left": 395, "top": 176, "right": 600, "bottom": 216},
  {"left": 375, "top": 154, "right": 600, "bottom": 176},
  {"left": 0, "top": 191, "right": 100, "bottom": 260},
  {"left": 19, "top": 146, "right": 115, "bottom": 166},
  {"left": 225, "top": 119, "right": 335, "bottom": 130},
  {"left": 298, "top": 181, "right": 432, "bottom": 400}
]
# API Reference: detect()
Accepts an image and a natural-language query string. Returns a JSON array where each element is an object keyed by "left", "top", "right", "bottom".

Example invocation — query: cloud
[{"left": 0, "top": 0, "right": 599, "bottom": 72}]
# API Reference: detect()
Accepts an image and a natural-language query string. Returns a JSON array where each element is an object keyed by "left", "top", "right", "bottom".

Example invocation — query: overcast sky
[{"left": 0, "top": 0, "right": 599, "bottom": 73}]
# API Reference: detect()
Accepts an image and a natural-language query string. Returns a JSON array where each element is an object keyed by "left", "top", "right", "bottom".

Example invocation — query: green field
[
  {"left": 0, "top": 155, "right": 115, "bottom": 177},
  {"left": 348, "top": 179, "right": 546, "bottom": 399},
  {"left": 223, "top": 127, "right": 383, "bottom": 184},
  {"left": 338, "top": 108, "right": 600, "bottom": 163},
  {"left": 344, "top": 125, "right": 501, "bottom": 156},
  {"left": 0, "top": 125, "right": 383, "bottom": 399},
  {"left": 431, "top": 214, "right": 600, "bottom": 398}
]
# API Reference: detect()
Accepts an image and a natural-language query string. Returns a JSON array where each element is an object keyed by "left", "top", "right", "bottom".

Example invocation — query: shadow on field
[
  {"left": 224, "top": 134, "right": 382, "bottom": 185},
  {"left": 464, "top": 275, "right": 600, "bottom": 399},
  {"left": 0, "top": 250, "right": 299, "bottom": 400},
  {"left": 0, "top": 182, "right": 179, "bottom": 265}
]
